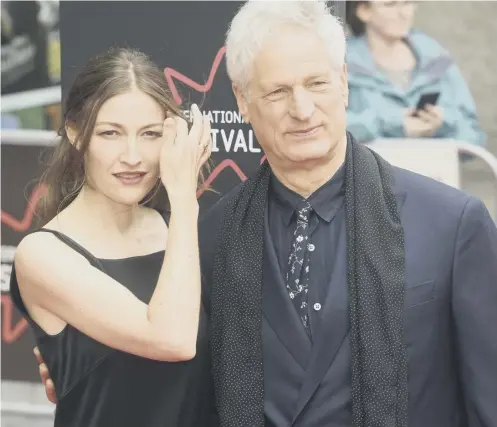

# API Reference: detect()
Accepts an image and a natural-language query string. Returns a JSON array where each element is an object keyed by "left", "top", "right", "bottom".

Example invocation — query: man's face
[{"left": 234, "top": 26, "right": 348, "bottom": 170}]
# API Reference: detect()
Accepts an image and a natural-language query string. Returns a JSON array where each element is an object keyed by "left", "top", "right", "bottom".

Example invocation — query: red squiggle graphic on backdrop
[
  {"left": 197, "top": 158, "right": 247, "bottom": 197},
  {"left": 164, "top": 46, "right": 227, "bottom": 105},
  {"left": 1, "top": 294, "right": 29, "bottom": 344},
  {"left": 196, "top": 154, "right": 267, "bottom": 197},
  {"left": 1, "top": 184, "right": 48, "bottom": 233}
]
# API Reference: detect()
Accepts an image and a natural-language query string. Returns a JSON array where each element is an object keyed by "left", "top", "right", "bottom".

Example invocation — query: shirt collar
[{"left": 269, "top": 162, "right": 346, "bottom": 225}]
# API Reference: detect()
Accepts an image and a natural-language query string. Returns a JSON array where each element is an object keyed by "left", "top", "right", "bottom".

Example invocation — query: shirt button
[
  {"left": 308, "top": 244, "right": 315, "bottom": 252},
  {"left": 313, "top": 303, "right": 321, "bottom": 311}
]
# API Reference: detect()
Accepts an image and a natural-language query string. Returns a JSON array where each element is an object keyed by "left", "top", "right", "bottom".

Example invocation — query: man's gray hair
[{"left": 225, "top": 0, "right": 346, "bottom": 93}]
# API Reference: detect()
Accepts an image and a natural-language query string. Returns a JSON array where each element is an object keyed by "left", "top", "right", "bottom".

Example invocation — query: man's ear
[
  {"left": 232, "top": 83, "right": 250, "bottom": 124},
  {"left": 340, "top": 63, "right": 349, "bottom": 108}
]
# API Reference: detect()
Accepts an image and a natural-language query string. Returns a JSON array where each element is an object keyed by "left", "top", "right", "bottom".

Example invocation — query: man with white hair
[{"left": 200, "top": 1, "right": 497, "bottom": 426}]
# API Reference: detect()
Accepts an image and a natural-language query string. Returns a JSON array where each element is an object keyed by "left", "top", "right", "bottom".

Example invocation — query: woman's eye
[
  {"left": 99, "top": 130, "right": 119, "bottom": 137},
  {"left": 143, "top": 131, "right": 162, "bottom": 138}
]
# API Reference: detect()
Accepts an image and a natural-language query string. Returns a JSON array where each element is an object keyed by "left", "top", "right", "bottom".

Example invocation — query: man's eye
[{"left": 266, "top": 88, "right": 285, "bottom": 100}]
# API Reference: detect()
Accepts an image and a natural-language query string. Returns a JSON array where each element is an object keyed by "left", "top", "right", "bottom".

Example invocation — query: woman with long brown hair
[{"left": 10, "top": 47, "right": 215, "bottom": 427}]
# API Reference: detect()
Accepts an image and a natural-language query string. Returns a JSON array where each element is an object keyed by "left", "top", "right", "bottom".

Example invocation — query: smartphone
[{"left": 412, "top": 92, "right": 440, "bottom": 116}]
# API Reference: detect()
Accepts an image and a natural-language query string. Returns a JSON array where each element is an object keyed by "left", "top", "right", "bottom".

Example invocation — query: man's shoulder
[
  {"left": 394, "top": 166, "right": 470, "bottom": 205},
  {"left": 198, "top": 182, "right": 245, "bottom": 303},
  {"left": 198, "top": 181, "right": 245, "bottom": 262},
  {"left": 393, "top": 166, "right": 481, "bottom": 226}
]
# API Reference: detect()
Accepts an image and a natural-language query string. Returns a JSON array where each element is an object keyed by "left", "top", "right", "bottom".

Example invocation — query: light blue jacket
[{"left": 346, "top": 31, "right": 486, "bottom": 146}]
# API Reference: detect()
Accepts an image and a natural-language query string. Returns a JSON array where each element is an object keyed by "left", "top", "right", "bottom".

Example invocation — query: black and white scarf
[{"left": 210, "top": 133, "right": 408, "bottom": 427}]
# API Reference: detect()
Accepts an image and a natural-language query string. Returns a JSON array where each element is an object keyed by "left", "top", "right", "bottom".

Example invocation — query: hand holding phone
[
  {"left": 411, "top": 92, "right": 440, "bottom": 117},
  {"left": 404, "top": 102, "right": 444, "bottom": 137}
]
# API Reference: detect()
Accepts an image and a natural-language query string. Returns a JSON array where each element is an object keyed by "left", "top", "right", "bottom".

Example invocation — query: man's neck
[{"left": 270, "top": 136, "right": 347, "bottom": 199}]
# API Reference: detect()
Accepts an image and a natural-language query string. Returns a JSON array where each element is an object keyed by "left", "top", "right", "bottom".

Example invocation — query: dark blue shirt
[{"left": 267, "top": 164, "right": 346, "bottom": 336}]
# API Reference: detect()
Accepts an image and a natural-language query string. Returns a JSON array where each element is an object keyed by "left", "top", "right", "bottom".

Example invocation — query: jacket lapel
[
  {"left": 262, "top": 205, "right": 312, "bottom": 370},
  {"left": 291, "top": 220, "right": 349, "bottom": 423},
  {"left": 291, "top": 189, "right": 407, "bottom": 423}
]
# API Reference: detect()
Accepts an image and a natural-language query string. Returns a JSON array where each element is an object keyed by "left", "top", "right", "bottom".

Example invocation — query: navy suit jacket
[{"left": 199, "top": 164, "right": 497, "bottom": 427}]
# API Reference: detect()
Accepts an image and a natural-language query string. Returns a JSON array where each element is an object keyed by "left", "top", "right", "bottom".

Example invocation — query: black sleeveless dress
[{"left": 10, "top": 213, "right": 217, "bottom": 427}]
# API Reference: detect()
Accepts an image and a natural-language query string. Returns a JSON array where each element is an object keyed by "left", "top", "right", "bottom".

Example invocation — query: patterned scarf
[{"left": 210, "top": 134, "right": 408, "bottom": 427}]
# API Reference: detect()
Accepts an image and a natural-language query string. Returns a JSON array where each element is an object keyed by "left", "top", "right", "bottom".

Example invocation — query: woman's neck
[
  {"left": 366, "top": 29, "right": 415, "bottom": 71},
  {"left": 68, "top": 186, "right": 141, "bottom": 234}
]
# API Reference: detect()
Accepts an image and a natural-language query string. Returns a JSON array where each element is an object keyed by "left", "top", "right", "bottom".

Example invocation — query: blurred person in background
[
  {"left": 1, "top": 0, "right": 50, "bottom": 94},
  {"left": 1, "top": 0, "right": 61, "bottom": 130},
  {"left": 10, "top": 47, "right": 215, "bottom": 427},
  {"left": 345, "top": 0, "right": 486, "bottom": 146}
]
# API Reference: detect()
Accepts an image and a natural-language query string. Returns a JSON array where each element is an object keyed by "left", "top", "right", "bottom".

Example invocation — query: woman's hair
[
  {"left": 346, "top": 1, "right": 369, "bottom": 36},
  {"left": 225, "top": 0, "right": 346, "bottom": 94},
  {"left": 36, "top": 47, "right": 201, "bottom": 225}
]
